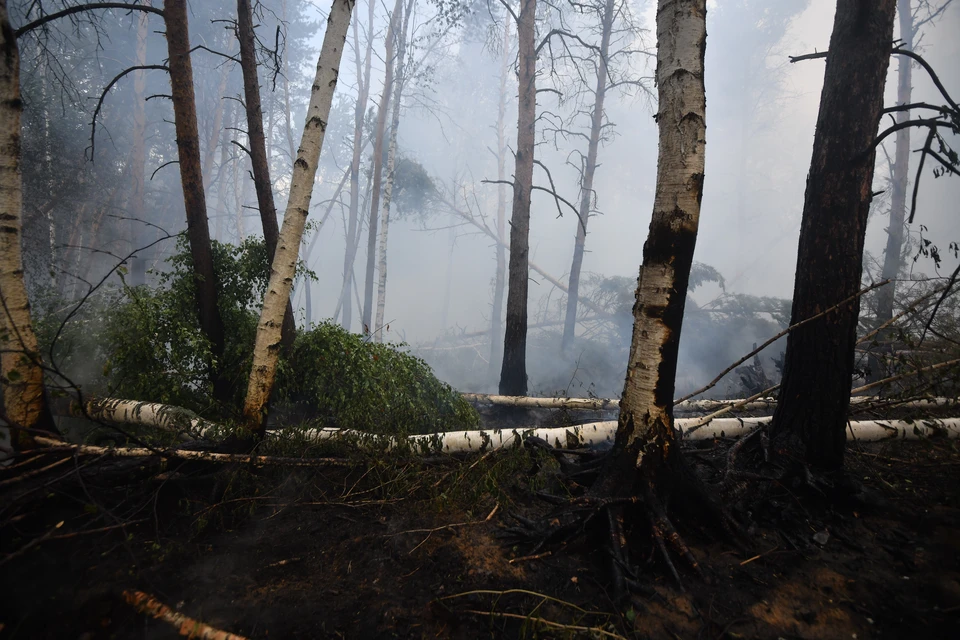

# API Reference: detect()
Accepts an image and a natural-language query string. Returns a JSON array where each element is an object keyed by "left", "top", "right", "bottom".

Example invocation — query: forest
[{"left": 1, "top": 0, "right": 959, "bottom": 638}]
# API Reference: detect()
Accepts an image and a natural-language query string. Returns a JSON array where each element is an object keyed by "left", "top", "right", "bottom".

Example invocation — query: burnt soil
[{"left": 1, "top": 424, "right": 959, "bottom": 639}]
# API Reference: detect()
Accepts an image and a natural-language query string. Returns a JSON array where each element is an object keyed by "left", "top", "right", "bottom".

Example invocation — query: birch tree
[
  {"left": 243, "top": 0, "right": 355, "bottom": 435},
  {"left": 0, "top": 0, "right": 59, "bottom": 445}
]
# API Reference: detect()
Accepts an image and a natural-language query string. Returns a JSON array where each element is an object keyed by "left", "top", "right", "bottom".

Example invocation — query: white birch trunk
[
  {"left": 242, "top": 0, "right": 355, "bottom": 433},
  {"left": 373, "top": 1, "right": 410, "bottom": 342}
]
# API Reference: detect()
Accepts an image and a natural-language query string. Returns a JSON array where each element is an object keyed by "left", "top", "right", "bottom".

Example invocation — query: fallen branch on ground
[
  {"left": 32, "top": 436, "right": 357, "bottom": 467},
  {"left": 122, "top": 590, "right": 249, "bottom": 640}
]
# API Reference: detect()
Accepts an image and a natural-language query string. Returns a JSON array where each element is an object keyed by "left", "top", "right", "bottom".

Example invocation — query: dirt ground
[{"left": 1, "top": 431, "right": 959, "bottom": 639}]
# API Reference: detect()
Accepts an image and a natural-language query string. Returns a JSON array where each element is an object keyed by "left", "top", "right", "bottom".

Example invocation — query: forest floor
[{"left": 1, "top": 413, "right": 959, "bottom": 639}]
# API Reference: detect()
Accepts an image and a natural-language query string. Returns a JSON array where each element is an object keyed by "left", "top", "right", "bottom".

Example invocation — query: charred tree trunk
[
  {"left": 499, "top": 0, "right": 536, "bottom": 396},
  {"left": 870, "top": 0, "right": 914, "bottom": 383},
  {"left": 488, "top": 17, "right": 511, "bottom": 383},
  {"left": 771, "top": 0, "right": 897, "bottom": 471},
  {"left": 338, "top": 0, "right": 374, "bottom": 331},
  {"left": 164, "top": 0, "right": 230, "bottom": 404},
  {"left": 237, "top": 0, "right": 297, "bottom": 347},
  {"left": 243, "top": 0, "right": 354, "bottom": 436},
  {"left": 0, "top": 0, "right": 59, "bottom": 445},
  {"left": 361, "top": 0, "right": 401, "bottom": 335},
  {"left": 603, "top": 0, "right": 707, "bottom": 479},
  {"left": 561, "top": 0, "right": 614, "bottom": 354}
]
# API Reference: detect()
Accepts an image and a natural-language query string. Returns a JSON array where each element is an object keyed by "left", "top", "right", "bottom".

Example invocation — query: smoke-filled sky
[{"left": 15, "top": 0, "right": 960, "bottom": 397}]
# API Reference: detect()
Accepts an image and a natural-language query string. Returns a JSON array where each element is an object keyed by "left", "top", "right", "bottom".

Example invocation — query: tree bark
[
  {"left": 242, "top": 0, "right": 354, "bottom": 435},
  {"left": 338, "top": 0, "right": 375, "bottom": 331},
  {"left": 771, "top": 0, "right": 897, "bottom": 471},
  {"left": 361, "top": 0, "right": 402, "bottom": 335},
  {"left": 561, "top": 0, "right": 615, "bottom": 354},
  {"left": 871, "top": 0, "right": 915, "bottom": 382},
  {"left": 488, "top": 17, "right": 511, "bottom": 383},
  {"left": 164, "top": 0, "right": 230, "bottom": 404},
  {"left": 237, "top": 0, "right": 297, "bottom": 346},
  {"left": 607, "top": 0, "right": 707, "bottom": 464},
  {"left": 0, "top": 0, "right": 59, "bottom": 445},
  {"left": 499, "top": 0, "right": 536, "bottom": 396},
  {"left": 374, "top": 0, "right": 411, "bottom": 342}
]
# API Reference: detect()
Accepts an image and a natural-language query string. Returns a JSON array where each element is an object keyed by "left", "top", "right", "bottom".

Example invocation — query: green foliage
[
  {"left": 277, "top": 321, "right": 478, "bottom": 435},
  {"left": 92, "top": 236, "right": 476, "bottom": 433}
]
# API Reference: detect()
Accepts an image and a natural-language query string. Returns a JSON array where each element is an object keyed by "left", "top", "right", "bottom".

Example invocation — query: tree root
[{"left": 502, "top": 437, "right": 743, "bottom": 600}]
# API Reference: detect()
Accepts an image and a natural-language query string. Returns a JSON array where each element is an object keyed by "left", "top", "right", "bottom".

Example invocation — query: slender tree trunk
[
  {"left": 164, "top": 0, "right": 230, "bottom": 404},
  {"left": 338, "top": 0, "right": 374, "bottom": 331},
  {"left": 237, "top": 0, "right": 297, "bottom": 344},
  {"left": 561, "top": 0, "right": 614, "bottom": 354},
  {"left": 201, "top": 54, "right": 231, "bottom": 194},
  {"left": 0, "top": 0, "right": 59, "bottom": 445},
  {"left": 361, "top": 0, "right": 402, "bottom": 334},
  {"left": 771, "top": 0, "right": 897, "bottom": 471},
  {"left": 243, "top": 0, "right": 354, "bottom": 435},
  {"left": 499, "top": 0, "right": 536, "bottom": 396},
  {"left": 871, "top": 0, "right": 914, "bottom": 382},
  {"left": 281, "top": 0, "right": 298, "bottom": 167},
  {"left": 488, "top": 17, "right": 511, "bottom": 382},
  {"left": 128, "top": 3, "right": 149, "bottom": 286},
  {"left": 374, "top": 0, "right": 410, "bottom": 342},
  {"left": 214, "top": 101, "right": 235, "bottom": 241}
]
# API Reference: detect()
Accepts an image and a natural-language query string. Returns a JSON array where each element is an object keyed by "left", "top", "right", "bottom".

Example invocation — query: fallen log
[
  {"left": 460, "top": 393, "right": 959, "bottom": 413},
  {"left": 54, "top": 397, "right": 219, "bottom": 438},
  {"left": 299, "top": 417, "right": 960, "bottom": 453},
  {"left": 122, "top": 590, "right": 248, "bottom": 640}
]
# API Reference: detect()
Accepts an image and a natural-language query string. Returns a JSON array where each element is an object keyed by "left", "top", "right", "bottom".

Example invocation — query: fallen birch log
[
  {"left": 299, "top": 417, "right": 960, "bottom": 453},
  {"left": 122, "top": 590, "right": 248, "bottom": 640},
  {"left": 56, "top": 397, "right": 220, "bottom": 438},
  {"left": 460, "top": 393, "right": 959, "bottom": 413}
]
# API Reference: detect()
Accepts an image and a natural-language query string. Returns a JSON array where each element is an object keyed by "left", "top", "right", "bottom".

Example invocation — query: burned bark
[
  {"left": 771, "top": 0, "right": 898, "bottom": 471},
  {"left": 499, "top": 0, "right": 536, "bottom": 397},
  {"left": 488, "top": 18, "right": 511, "bottom": 382},
  {"left": 164, "top": 0, "right": 230, "bottom": 404}
]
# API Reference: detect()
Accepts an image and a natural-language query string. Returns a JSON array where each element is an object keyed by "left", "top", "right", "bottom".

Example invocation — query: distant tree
[
  {"left": 0, "top": 0, "right": 60, "bottom": 445},
  {"left": 870, "top": 0, "right": 953, "bottom": 381},
  {"left": 770, "top": 0, "right": 898, "bottom": 471}
]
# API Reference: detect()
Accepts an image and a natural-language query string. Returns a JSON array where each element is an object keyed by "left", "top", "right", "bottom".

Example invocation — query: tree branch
[{"left": 15, "top": 2, "right": 164, "bottom": 38}]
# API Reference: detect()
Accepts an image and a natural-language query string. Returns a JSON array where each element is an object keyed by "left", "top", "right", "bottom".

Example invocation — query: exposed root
[{"left": 502, "top": 437, "right": 742, "bottom": 600}]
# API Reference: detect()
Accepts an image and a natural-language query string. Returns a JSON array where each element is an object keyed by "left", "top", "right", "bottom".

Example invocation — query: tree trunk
[
  {"left": 237, "top": 0, "right": 297, "bottom": 346},
  {"left": 201, "top": 53, "right": 231, "bottom": 194},
  {"left": 488, "top": 17, "right": 511, "bottom": 383},
  {"left": 361, "top": 0, "right": 402, "bottom": 335},
  {"left": 0, "top": 0, "right": 59, "bottom": 445},
  {"left": 561, "top": 0, "right": 615, "bottom": 354},
  {"left": 214, "top": 101, "right": 235, "bottom": 241},
  {"left": 164, "top": 0, "right": 230, "bottom": 404},
  {"left": 128, "top": 3, "right": 149, "bottom": 286},
  {"left": 771, "top": 0, "right": 897, "bottom": 471},
  {"left": 606, "top": 0, "right": 707, "bottom": 466},
  {"left": 242, "top": 0, "right": 354, "bottom": 435},
  {"left": 374, "top": 0, "right": 411, "bottom": 342},
  {"left": 870, "top": 0, "right": 914, "bottom": 382},
  {"left": 499, "top": 0, "right": 536, "bottom": 396},
  {"left": 338, "top": 0, "right": 375, "bottom": 331}
]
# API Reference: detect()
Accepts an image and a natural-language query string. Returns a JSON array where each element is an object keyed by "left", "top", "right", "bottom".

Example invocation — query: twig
[
  {"left": 122, "top": 590, "right": 249, "bottom": 640},
  {"left": 455, "top": 610, "right": 627, "bottom": 639},
  {"left": 675, "top": 280, "right": 889, "bottom": 404},
  {"left": 397, "top": 504, "right": 499, "bottom": 554},
  {"left": 850, "top": 358, "right": 960, "bottom": 396},
  {"left": 0, "top": 521, "right": 63, "bottom": 567},
  {"left": 0, "top": 455, "right": 72, "bottom": 488},
  {"left": 508, "top": 550, "right": 553, "bottom": 564}
]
